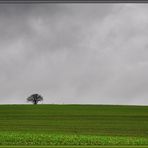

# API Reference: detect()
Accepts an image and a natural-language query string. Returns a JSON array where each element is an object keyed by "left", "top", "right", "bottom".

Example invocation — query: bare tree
[{"left": 27, "top": 94, "right": 43, "bottom": 105}]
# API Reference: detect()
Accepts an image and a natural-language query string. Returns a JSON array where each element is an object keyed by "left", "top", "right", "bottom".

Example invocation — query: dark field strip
[
  {"left": 2, "top": 146, "right": 148, "bottom": 147},
  {"left": 0, "top": 104, "right": 148, "bottom": 136}
]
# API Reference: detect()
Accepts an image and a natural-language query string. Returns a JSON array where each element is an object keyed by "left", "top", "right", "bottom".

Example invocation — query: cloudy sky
[{"left": 0, "top": 4, "right": 148, "bottom": 105}]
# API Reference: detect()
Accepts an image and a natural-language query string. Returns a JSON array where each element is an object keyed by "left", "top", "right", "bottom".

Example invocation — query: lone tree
[{"left": 27, "top": 94, "right": 43, "bottom": 105}]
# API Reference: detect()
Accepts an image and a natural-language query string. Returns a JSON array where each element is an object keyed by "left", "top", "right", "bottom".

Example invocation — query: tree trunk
[{"left": 34, "top": 100, "right": 37, "bottom": 105}]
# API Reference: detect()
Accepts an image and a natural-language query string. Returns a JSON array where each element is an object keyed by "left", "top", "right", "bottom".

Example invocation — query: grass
[
  {"left": 1, "top": 147, "right": 148, "bottom": 148},
  {"left": 0, "top": 104, "right": 148, "bottom": 145},
  {"left": 0, "top": 146, "right": 148, "bottom": 148},
  {"left": 1, "top": 132, "right": 148, "bottom": 145}
]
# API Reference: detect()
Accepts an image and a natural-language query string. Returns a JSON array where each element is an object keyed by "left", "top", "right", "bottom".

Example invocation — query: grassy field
[
  {"left": 1, "top": 147, "right": 148, "bottom": 148},
  {"left": 0, "top": 146, "right": 148, "bottom": 148},
  {"left": 0, "top": 104, "right": 148, "bottom": 145}
]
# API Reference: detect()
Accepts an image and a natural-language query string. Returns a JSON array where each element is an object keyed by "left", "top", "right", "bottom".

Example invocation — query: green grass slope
[
  {"left": 0, "top": 104, "right": 148, "bottom": 145},
  {"left": 0, "top": 146, "right": 148, "bottom": 148}
]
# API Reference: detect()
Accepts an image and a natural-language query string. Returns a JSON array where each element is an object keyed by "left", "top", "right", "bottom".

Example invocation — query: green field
[
  {"left": 1, "top": 147, "right": 148, "bottom": 148},
  {"left": 0, "top": 104, "right": 148, "bottom": 146},
  {"left": 0, "top": 146, "right": 148, "bottom": 148}
]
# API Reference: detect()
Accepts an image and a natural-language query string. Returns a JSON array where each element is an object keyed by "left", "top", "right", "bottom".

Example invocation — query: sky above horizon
[{"left": 0, "top": 4, "right": 148, "bottom": 105}]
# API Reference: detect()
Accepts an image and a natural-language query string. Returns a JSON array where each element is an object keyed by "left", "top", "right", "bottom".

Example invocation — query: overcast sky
[{"left": 0, "top": 4, "right": 148, "bottom": 105}]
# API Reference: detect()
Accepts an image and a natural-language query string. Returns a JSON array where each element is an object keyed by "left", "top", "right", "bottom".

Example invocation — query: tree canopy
[{"left": 27, "top": 94, "right": 43, "bottom": 105}]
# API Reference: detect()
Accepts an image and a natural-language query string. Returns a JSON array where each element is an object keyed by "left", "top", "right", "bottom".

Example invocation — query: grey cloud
[{"left": 0, "top": 4, "right": 148, "bottom": 105}]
